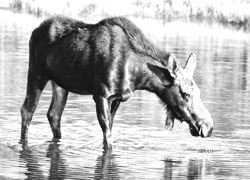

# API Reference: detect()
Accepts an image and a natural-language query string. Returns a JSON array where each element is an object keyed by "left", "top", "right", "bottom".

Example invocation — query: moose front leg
[
  {"left": 165, "top": 109, "right": 175, "bottom": 130},
  {"left": 94, "top": 95, "right": 113, "bottom": 149}
]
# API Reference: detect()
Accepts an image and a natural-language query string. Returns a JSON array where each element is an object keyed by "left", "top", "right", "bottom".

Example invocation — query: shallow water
[{"left": 0, "top": 11, "right": 250, "bottom": 180}]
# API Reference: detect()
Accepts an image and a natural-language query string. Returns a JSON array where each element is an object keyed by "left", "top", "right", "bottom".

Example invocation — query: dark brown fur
[{"left": 20, "top": 16, "right": 213, "bottom": 149}]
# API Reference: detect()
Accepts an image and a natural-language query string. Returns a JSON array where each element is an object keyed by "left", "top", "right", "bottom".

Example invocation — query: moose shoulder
[{"left": 20, "top": 16, "right": 213, "bottom": 149}]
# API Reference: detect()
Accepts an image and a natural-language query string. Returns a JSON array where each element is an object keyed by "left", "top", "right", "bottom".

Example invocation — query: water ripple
[{"left": 1, "top": 10, "right": 250, "bottom": 180}]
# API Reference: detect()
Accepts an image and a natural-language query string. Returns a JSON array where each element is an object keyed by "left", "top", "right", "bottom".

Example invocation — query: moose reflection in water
[
  {"left": 20, "top": 16, "right": 213, "bottom": 149},
  {"left": 19, "top": 141, "right": 207, "bottom": 179},
  {"left": 19, "top": 141, "right": 67, "bottom": 179}
]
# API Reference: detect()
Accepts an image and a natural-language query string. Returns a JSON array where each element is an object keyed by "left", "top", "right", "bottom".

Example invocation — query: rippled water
[{"left": 1, "top": 11, "right": 250, "bottom": 179}]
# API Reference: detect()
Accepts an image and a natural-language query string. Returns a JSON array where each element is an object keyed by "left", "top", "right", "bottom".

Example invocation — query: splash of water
[{"left": 193, "top": 137, "right": 212, "bottom": 153}]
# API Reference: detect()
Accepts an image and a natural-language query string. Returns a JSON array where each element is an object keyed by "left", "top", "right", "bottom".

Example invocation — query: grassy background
[{"left": 1, "top": 0, "right": 250, "bottom": 31}]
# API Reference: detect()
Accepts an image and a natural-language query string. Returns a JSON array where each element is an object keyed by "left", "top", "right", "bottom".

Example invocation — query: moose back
[{"left": 20, "top": 16, "right": 213, "bottom": 149}]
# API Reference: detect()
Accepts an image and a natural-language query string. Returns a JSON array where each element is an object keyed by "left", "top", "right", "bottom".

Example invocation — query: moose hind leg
[
  {"left": 94, "top": 95, "right": 114, "bottom": 149},
  {"left": 47, "top": 82, "right": 68, "bottom": 138},
  {"left": 110, "top": 99, "right": 120, "bottom": 128},
  {"left": 20, "top": 74, "right": 48, "bottom": 141}
]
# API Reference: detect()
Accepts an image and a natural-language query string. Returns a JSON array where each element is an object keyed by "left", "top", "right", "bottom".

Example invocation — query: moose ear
[
  {"left": 184, "top": 53, "right": 197, "bottom": 77},
  {"left": 147, "top": 63, "right": 175, "bottom": 86}
]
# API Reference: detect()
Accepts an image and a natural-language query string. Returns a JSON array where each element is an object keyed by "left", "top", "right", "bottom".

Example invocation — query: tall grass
[{"left": 1, "top": 0, "right": 250, "bottom": 31}]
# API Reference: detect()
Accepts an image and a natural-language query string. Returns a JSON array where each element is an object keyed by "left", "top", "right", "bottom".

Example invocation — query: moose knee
[{"left": 47, "top": 111, "right": 61, "bottom": 125}]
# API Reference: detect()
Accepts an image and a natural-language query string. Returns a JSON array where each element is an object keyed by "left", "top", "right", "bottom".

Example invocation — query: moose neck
[{"left": 131, "top": 53, "right": 171, "bottom": 97}]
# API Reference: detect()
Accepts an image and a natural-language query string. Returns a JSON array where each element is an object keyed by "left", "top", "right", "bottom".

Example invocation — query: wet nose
[
  {"left": 200, "top": 108, "right": 213, "bottom": 138},
  {"left": 200, "top": 125, "right": 213, "bottom": 138}
]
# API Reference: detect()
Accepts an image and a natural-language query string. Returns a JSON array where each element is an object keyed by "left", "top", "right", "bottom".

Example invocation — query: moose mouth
[{"left": 189, "top": 123, "right": 213, "bottom": 138}]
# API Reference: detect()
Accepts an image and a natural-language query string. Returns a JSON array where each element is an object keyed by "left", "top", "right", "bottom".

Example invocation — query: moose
[{"left": 20, "top": 16, "right": 213, "bottom": 149}]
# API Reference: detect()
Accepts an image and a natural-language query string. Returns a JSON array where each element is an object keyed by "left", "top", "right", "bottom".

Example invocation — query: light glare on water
[{"left": 0, "top": 11, "right": 250, "bottom": 179}]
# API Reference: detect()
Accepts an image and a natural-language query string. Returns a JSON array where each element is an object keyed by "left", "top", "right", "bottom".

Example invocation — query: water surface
[{"left": 0, "top": 11, "right": 250, "bottom": 179}]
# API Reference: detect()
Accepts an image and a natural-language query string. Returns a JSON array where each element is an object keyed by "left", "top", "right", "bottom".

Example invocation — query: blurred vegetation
[{"left": 1, "top": 0, "right": 250, "bottom": 31}]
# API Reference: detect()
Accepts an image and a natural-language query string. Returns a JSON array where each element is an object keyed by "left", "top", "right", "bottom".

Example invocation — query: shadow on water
[
  {"left": 19, "top": 143, "right": 46, "bottom": 179},
  {"left": 19, "top": 139, "right": 67, "bottom": 179},
  {"left": 94, "top": 149, "right": 119, "bottom": 179},
  {"left": 46, "top": 140, "right": 67, "bottom": 179},
  {"left": 19, "top": 140, "right": 119, "bottom": 179},
  {"left": 19, "top": 139, "right": 119, "bottom": 179}
]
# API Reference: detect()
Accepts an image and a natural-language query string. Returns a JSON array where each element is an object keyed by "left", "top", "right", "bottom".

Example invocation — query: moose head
[{"left": 148, "top": 53, "right": 213, "bottom": 138}]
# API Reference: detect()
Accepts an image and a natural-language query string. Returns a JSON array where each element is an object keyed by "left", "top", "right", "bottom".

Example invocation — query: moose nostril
[{"left": 189, "top": 124, "right": 199, "bottom": 137}]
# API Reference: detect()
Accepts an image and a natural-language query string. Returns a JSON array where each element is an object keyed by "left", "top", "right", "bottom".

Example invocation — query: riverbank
[{"left": 1, "top": 0, "right": 250, "bottom": 31}]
